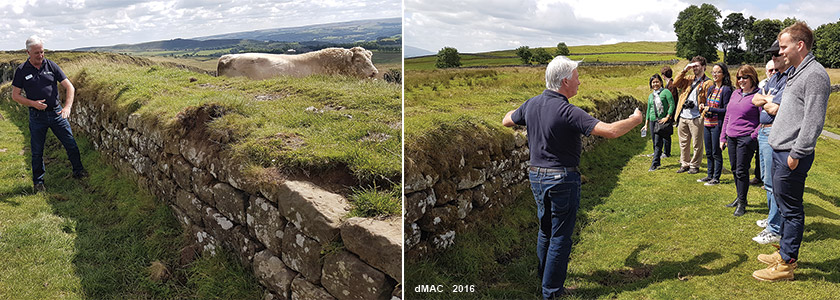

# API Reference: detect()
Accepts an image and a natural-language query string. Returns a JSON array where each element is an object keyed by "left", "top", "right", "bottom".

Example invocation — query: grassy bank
[
  {"left": 0, "top": 93, "right": 263, "bottom": 298},
  {"left": 406, "top": 127, "right": 840, "bottom": 299},
  {"left": 1, "top": 50, "right": 401, "bottom": 212}
]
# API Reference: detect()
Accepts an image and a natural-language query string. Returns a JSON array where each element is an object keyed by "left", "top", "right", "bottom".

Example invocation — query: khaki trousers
[{"left": 678, "top": 116, "right": 704, "bottom": 168}]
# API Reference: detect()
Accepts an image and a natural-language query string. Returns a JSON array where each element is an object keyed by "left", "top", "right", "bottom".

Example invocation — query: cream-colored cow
[{"left": 217, "top": 47, "right": 378, "bottom": 80}]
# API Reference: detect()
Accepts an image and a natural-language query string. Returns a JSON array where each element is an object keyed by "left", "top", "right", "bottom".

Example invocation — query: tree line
[
  {"left": 675, "top": 3, "right": 840, "bottom": 67},
  {"left": 434, "top": 3, "right": 840, "bottom": 69}
]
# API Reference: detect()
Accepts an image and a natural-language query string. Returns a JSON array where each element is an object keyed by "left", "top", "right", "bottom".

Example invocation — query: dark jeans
[
  {"left": 703, "top": 125, "right": 723, "bottom": 180},
  {"left": 772, "top": 150, "right": 814, "bottom": 263},
  {"left": 754, "top": 147, "right": 761, "bottom": 179},
  {"left": 663, "top": 131, "right": 672, "bottom": 157},
  {"left": 649, "top": 120, "right": 667, "bottom": 167},
  {"left": 529, "top": 166, "right": 581, "bottom": 299},
  {"left": 29, "top": 106, "right": 84, "bottom": 185},
  {"left": 727, "top": 136, "right": 757, "bottom": 202}
]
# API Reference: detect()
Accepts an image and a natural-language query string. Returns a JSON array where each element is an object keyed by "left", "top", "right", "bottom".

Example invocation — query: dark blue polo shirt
[
  {"left": 511, "top": 89, "right": 600, "bottom": 168},
  {"left": 758, "top": 66, "right": 791, "bottom": 124},
  {"left": 12, "top": 58, "right": 68, "bottom": 110}
]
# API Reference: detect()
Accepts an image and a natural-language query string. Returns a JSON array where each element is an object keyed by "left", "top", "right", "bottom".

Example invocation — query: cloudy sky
[
  {"left": 406, "top": 0, "right": 840, "bottom": 53},
  {"left": 0, "top": 0, "right": 401, "bottom": 50}
]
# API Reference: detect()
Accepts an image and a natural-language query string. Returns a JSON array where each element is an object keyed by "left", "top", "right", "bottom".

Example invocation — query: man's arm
[
  {"left": 59, "top": 79, "right": 75, "bottom": 119},
  {"left": 763, "top": 102, "right": 780, "bottom": 116},
  {"left": 502, "top": 110, "right": 517, "bottom": 127},
  {"left": 591, "top": 108, "right": 644, "bottom": 139},
  {"left": 11, "top": 86, "right": 47, "bottom": 110}
]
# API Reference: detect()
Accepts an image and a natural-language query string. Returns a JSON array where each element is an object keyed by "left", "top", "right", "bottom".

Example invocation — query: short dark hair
[
  {"left": 691, "top": 56, "right": 707, "bottom": 66},
  {"left": 649, "top": 74, "right": 663, "bottom": 89},
  {"left": 660, "top": 66, "right": 673, "bottom": 78},
  {"left": 779, "top": 21, "right": 814, "bottom": 51}
]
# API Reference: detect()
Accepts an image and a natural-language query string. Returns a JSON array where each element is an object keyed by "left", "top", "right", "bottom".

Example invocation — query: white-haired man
[
  {"left": 11, "top": 36, "right": 87, "bottom": 192},
  {"left": 503, "top": 56, "right": 643, "bottom": 299}
]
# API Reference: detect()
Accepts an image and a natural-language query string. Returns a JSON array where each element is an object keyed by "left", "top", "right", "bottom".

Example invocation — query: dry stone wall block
[
  {"left": 404, "top": 223, "right": 421, "bottom": 250},
  {"left": 417, "top": 205, "right": 457, "bottom": 233},
  {"left": 270, "top": 180, "right": 348, "bottom": 245},
  {"left": 291, "top": 276, "right": 337, "bottom": 300},
  {"left": 432, "top": 180, "right": 456, "bottom": 206},
  {"left": 191, "top": 167, "right": 216, "bottom": 205},
  {"left": 340, "top": 217, "right": 401, "bottom": 282},
  {"left": 175, "top": 190, "right": 205, "bottom": 226},
  {"left": 180, "top": 138, "right": 212, "bottom": 167},
  {"left": 247, "top": 196, "right": 286, "bottom": 254},
  {"left": 321, "top": 250, "right": 394, "bottom": 300},
  {"left": 213, "top": 182, "right": 247, "bottom": 225},
  {"left": 202, "top": 207, "right": 236, "bottom": 245},
  {"left": 171, "top": 155, "right": 193, "bottom": 191},
  {"left": 403, "top": 189, "right": 435, "bottom": 224},
  {"left": 282, "top": 224, "right": 323, "bottom": 284},
  {"left": 253, "top": 250, "right": 297, "bottom": 298}
]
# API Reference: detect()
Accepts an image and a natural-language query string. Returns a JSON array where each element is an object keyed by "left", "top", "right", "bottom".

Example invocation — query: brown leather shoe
[
  {"left": 753, "top": 260, "right": 795, "bottom": 281},
  {"left": 676, "top": 166, "right": 690, "bottom": 173}
]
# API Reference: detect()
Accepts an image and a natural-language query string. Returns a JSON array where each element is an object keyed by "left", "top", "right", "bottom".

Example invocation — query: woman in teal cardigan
[{"left": 642, "top": 74, "right": 675, "bottom": 171}]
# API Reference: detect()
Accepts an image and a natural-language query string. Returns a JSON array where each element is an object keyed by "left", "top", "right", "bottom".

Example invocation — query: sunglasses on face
[
  {"left": 772, "top": 53, "right": 783, "bottom": 57},
  {"left": 737, "top": 76, "right": 750, "bottom": 80},
  {"left": 769, "top": 69, "right": 778, "bottom": 73}
]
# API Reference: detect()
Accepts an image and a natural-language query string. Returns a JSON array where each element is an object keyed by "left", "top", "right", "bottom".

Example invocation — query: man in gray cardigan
[{"left": 753, "top": 22, "right": 830, "bottom": 282}]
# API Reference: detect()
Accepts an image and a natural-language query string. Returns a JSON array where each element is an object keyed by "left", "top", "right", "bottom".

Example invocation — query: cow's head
[{"left": 350, "top": 46, "right": 378, "bottom": 78}]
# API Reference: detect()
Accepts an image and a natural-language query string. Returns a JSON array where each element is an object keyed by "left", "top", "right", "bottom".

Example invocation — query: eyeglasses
[
  {"left": 772, "top": 53, "right": 783, "bottom": 57},
  {"left": 737, "top": 76, "right": 750, "bottom": 80},
  {"left": 769, "top": 69, "right": 778, "bottom": 73}
]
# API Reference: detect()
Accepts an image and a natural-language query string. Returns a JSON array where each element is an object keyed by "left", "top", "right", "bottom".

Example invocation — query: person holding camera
[
  {"left": 672, "top": 56, "right": 713, "bottom": 174},
  {"left": 697, "top": 63, "right": 732, "bottom": 186},
  {"left": 720, "top": 65, "right": 761, "bottom": 217},
  {"left": 641, "top": 74, "right": 674, "bottom": 171}
]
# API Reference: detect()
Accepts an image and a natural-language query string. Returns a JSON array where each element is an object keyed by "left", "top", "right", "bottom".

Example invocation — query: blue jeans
[
  {"left": 29, "top": 106, "right": 84, "bottom": 185},
  {"left": 772, "top": 150, "right": 813, "bottom": 263},
  {"left": 649, "top": 121, "right": 665, "bottom": 167},
  {"left": 758, "top": 127, "right": 781, "bottom": 234},
  {"left": 529, "top": 166, "right": 581, "bottom": 299},
  {"left": 703, "top": 125, "right": 723, "bottom": 180}
]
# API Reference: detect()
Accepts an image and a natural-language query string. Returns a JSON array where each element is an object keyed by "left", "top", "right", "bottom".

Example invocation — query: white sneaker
[
  {"left": 756, "top": 219, "right": 768, "bottom": 228},
  {"left": 752, "top": 230, "right": 781, "bottom": 244}
]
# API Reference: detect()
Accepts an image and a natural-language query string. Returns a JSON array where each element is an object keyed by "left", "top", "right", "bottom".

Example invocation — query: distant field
[{"left": 407, "top": 41, "right": 730, "bottom": 70}]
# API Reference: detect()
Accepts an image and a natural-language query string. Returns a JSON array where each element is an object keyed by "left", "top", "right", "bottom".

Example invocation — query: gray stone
[
  {"left": 455, "top": 192, "right": 473, "bottom": 219},
  {"left": 404, "top": 189, "right": 435, "bottom": 224},
  {"left": 266, "top": 180, "right": 348, "bottom": 245},
  {"left": 291, "top": 275, "right": 336, "bottom": 300},
  {"left": 189, "top": 225, "right": 219, "bottom": 256},
  {"left": 417, "top": 205, "right": 458, "bottom": 233},
  {"left": 191, "top": 167, "right": 216, "bottom": 206},
  {"left": 321, "top": 250, "right": 394, "bottom": 300},
  {"left": 340, "top": 217, "right": 401, "bottom": 282},
  {"left": 175, "top": 190, "right": 205, "bottom": 226},
  {"left": 431, "top": 230, "right": 456, "bottom": 250},
  {"left": 202, "top": 207, "right": 236, "bottom": 245},
  {"left": 404, "top": 223, "right": 420, "bottom": 250},
  {"left": 247, "top": 196, "right": 286, "bottom": 254},
  {"left": 282, "top": 225, "right": 323, "bottom": 284},
  {"left": 213, "top": 182, "right": 247, "bottom": 225},
  {"left": 253, "top": 250, "right": 297, "bottom": 298},
  {"left": 432, "top": 180, "right": 456, "bottom": 206},
  {"left": 456, "top": 168, "right": 486, "bottom": 190},
  {"left": 227, "top": 225, "right": 259, "bottom": 268},
  {"left": 180, "top": 138, "right": 214, "bottom": 168},
  {"left": 171, "top": 155, "right": 193, "bottom": 191}
]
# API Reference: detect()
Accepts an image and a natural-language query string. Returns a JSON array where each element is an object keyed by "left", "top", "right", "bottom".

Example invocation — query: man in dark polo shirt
[
  {"left": 11, "top": 36, "right": 87, "bottom": 192},
  {"left": 503, "top": 56, "right": 643, "bottom": 299}
]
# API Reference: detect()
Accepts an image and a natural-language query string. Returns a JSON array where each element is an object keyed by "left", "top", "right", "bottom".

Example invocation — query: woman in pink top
[{"left": 720, "top": 65, "right": 761, "bottom": 217}]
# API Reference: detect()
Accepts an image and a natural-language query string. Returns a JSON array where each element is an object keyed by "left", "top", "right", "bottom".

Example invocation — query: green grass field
[
  {"left": 406, "top": 131, "right": 840, "bottom": 299},
  {"left": 405, "top": 41, "right": 840, "bottom": 298},
  {"left": 0, "top": 91, "right": 264, "bottom": 298}
]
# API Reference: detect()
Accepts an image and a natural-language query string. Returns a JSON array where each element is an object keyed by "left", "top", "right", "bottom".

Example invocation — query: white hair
[
  {"left": 545, "top": 56, "right": 582, "bottom": 90},
  {"left": 26, "top": 35, "right": 44, "bottom": 51}
]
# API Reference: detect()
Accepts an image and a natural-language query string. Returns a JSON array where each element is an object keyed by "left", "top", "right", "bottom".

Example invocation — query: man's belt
[
  {"left": 528, "top": 166, "right": 580, "bottom": 173},
  {"left": 759, "top": 123, "right": 773, "bottom": 128}
]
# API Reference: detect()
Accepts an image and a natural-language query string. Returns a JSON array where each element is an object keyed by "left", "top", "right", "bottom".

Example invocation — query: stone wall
[
  {"left": 404, "top": 96, "right": 639, "bottom": 260},
  {"left": 68, "top": 82, "right": 401, "bottom": 299}
]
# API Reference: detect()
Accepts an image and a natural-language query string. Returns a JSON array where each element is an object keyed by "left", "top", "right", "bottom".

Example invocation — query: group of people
[{"left": 506, "top": 21, "right": 830, "bottom": 299}]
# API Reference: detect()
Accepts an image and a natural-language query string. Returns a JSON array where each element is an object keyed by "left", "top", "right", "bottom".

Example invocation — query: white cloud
[{"left": 0, "top": 0, "right": 400, "bottom": 50}]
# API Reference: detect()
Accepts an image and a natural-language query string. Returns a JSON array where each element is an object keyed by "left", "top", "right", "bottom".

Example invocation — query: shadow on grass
[
  {"left": 803, "top": 221, "right": 840, "bottom": 243},
  {"left": 572, "top": 244, "right": 747, "bottom": 297},
  {"left": 798, "top": 255, "right": 840, "bottom": 283},
  {"left": 805, "top": 187, "right": 840, "bottom": 209},
  {"left": 804, "top": 202, "right": 840, "bottom": 220},
  {"left": 0, "top": 184, "right": 31, "bottom": 206}
]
